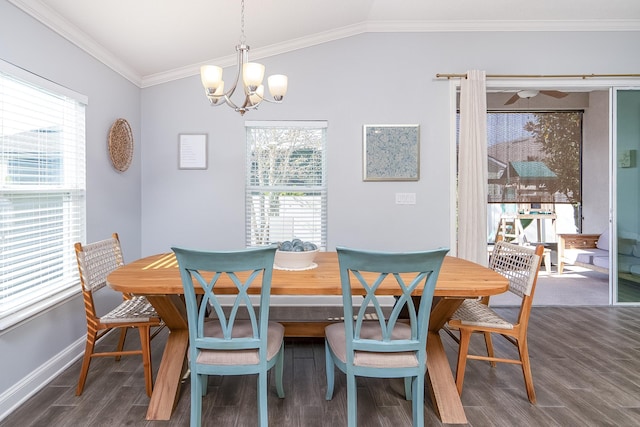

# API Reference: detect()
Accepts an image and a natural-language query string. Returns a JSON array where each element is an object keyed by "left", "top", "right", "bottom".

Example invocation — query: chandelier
[{"left": 200, "top": 0, "right": 288, "bottom": 116}]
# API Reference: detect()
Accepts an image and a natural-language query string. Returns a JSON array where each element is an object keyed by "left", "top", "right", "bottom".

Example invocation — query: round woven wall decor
[{"left": 108, "top": 118, "right": 134, "bottom": 172}]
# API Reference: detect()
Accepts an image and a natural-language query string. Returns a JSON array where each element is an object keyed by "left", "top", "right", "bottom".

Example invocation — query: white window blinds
[
  {"left": 245, "top": 121, "right": 327, "bottom": 249},
  {"left": 0, "top": 60, "right": 87, "bottom": 330}
]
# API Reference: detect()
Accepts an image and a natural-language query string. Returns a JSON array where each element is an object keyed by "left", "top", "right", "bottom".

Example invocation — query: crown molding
[
  {"left": 9, "top": 0, "right": 640, "bottom": 88},
  {"left": 144, "top": 19, "right": 640, "bottom": 87},
  {"left": 8, "top": 0, "right": 142, "bottom": 86},
  {"left": 365, "top": 19, "right": 640, "bottom": 33},
  {"left": 141, "top": 22, "right": 368, "bottom": 88}
]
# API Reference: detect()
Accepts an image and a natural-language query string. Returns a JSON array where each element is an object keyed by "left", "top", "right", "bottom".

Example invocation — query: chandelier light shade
[{"left": 200, "top": 0, "right": 288, "bottom": 115}]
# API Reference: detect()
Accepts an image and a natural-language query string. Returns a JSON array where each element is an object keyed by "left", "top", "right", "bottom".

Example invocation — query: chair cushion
[
  {"left": 324, "top": 321, "right": 419, "bottom": 368},
  {"left": 100, "top": 296, "right": 158, "bottom": 323},
  {"left": 564, "top": 248, "right": 608, "bottom": 265},
  {"left": 629, "top": 264, "right": 640, "bottom": 276},
  {"left": 592, "top": 255, "right": 609, "bottom": 270},
  {"left": 618, "top": 254, "right": 640, "bottom": 273},
  {"left": 619, "top": 238, "right": 636, "bottom": 256},
  {"left": 596, "top": 229, "right": 609, "bottom": 250},
  {"left": 194, "top": 320, "right": 284, "bottom": 366},
  {"left": 449, "top": 299, "right": 513, "bottom": 330}
]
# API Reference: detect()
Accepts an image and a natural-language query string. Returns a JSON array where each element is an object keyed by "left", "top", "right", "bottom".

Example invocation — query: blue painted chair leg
[
  {"left": 258, "top": 372, "right": 268, "bottom": 426},
  {"left": 191, "top": 373, "right": 202, "bottom": 427},
  {"left": 412, "top": 375, "right": 424, "bottom": 427},
  {"left": 346, "top": 373, "right": 357, "bottom": 427},
  {"left": 404, "top": 377, "right": 412, "bottom": 400},
  {"left": 201, "top": 374, "right": 207, "bottom": 396},
  {"left": 275, "top": 344, "right": 285, "bottom": 398},
  {"left": 325, "top": 341, "right": 335, "bottom": 400}
]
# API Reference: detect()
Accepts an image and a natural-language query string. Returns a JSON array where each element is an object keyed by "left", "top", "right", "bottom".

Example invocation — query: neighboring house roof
[
  {"left": 487, "top": 136, "right": 543, "bottom": 163},
  {"left": 488, "top": 156, "right": 507, "bottom": 181},
  {"left": 491, "top": 160, "right": 557, "bottom": 186},
  {"left": 510, "top": 161, "right": 557, "bottom": 179}
]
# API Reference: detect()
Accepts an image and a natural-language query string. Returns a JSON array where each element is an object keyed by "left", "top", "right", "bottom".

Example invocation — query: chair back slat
[
  {"left": 172, "top": 245, "right": 277, "bottom": 354},
  {"left": 336, "top": 246, "right": 449, "bottom": 357},
  {"left": 75, "top": 235, "right": 124, "bottom": 293},
  {"left": 75, "top": 233, "right": 126, "bottom": 320},
  {"left": 490, "top": 241, "right": 541, "bottom": 298}
]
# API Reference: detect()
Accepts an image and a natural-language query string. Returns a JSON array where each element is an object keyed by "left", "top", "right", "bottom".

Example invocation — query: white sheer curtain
[{"left": 458, "top": 70, "right": 488, "bottom": 265}]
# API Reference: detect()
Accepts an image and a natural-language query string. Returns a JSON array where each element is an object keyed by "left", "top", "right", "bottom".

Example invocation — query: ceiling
[{"left": 9, "top": 0, "right": 640, "bottom": 87}]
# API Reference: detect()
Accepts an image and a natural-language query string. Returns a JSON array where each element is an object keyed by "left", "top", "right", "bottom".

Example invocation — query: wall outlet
[{"left": 395, "top": 193, "right": 416, "bottom": 205}]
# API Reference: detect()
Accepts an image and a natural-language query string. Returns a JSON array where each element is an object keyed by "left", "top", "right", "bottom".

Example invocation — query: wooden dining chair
[
  {"left": 324, "top": 246, "right": 449, "bottom": 427},
  {"left": 172, "top": 245, "right": 284, "bottom": 427},
  {"left": 447, "top": 241, "right": 543, "bottom": 403},
  {"left": 74, "top": 233, "right": 163, "bottom": 397}
]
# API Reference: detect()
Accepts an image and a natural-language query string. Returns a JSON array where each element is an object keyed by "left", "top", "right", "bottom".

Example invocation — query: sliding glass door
[{"left": 615, "top": 89, "right": 640, "bottom": 303}]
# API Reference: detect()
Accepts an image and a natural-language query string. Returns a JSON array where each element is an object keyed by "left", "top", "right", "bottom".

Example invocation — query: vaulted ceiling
[{"left": 9, "top": 0, "right": 640, "bottom": 87}]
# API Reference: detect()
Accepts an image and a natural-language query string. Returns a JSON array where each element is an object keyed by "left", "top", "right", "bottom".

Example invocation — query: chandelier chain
[{"left": 239, "top": 0, "right": 246, "bottom": 44}]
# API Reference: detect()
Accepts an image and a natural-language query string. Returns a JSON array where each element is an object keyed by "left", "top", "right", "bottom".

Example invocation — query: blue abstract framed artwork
[{"left": 363, "top": 124, "right": 420, "bottom": 181}]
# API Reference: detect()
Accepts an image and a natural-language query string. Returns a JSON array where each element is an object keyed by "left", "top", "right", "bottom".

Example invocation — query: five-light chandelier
[{"left": 200, "top": 0, "right": 288, "bottom": 115}]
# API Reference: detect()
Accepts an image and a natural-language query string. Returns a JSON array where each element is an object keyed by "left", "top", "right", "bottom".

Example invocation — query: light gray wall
[
  {"left": 141, "top": 33, "right": 454, "bottom": 255},
  {"left": 0, "top": 0, "right": 142, "bottom": 416},
  {"left": 141, "top": 31, "right": 640, "bottom": 256}
]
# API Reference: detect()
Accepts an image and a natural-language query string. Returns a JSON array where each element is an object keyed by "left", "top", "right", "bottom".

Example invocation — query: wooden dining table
[{"left": 107, "top": 251, "right": 508, "bottom": 424}]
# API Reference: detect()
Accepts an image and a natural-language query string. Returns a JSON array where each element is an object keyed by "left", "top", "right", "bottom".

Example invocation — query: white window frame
[
  {"left": 245, "top": 120, "right": 327, "bottom": 250},
  {"left": 0, "top": 59, "right": 87, "bottom": 330}
]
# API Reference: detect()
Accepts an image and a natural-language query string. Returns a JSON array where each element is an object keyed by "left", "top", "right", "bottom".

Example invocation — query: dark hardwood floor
[{"left": 3, "top": 306, "right": 640, "bottom": 426}]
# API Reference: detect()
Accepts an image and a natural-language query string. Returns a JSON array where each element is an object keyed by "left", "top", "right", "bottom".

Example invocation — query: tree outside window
[
  {"left": 245, "top": 122, "right": 327, "bottom": 249},
  {"left": 486, "top": 111, "right": 583, "bottom": 241}
]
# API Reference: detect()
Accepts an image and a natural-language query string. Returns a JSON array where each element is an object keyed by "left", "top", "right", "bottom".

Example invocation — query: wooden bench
[{"left": 557, "top": 233, "right": 606, "bottom": 274}]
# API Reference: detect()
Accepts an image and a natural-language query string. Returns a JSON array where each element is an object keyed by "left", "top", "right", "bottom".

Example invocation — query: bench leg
[{"left": 543, "top": 250, "right": 551, "bottom": 274}]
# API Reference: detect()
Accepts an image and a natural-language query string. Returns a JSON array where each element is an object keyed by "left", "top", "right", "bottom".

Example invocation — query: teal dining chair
[
  {"left": 324, "top": 246, "right": 449, "bottom": 427},
  {"left": 172, "top": 245, "right": 285, "bottom": 427}
]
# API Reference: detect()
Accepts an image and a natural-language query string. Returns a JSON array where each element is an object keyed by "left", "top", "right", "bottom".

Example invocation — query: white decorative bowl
[{"left": 274, "top": 249, "right": 319, "bottom": 270}]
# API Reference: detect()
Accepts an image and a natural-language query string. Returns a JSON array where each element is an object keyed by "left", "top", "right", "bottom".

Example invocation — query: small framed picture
[
  {"left": 178, "top": 134, "right": 208, "bottom": 170},
  {"left": 618, "top": 149, "right": 634, "bottom": 168},
  {"left": 363, "top": 124, "right": 420, "bottom": 181}
]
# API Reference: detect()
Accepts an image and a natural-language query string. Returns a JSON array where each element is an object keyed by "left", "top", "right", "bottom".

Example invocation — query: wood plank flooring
[{"left": 3, "top": 306, "right": 640, "bottom": 426}]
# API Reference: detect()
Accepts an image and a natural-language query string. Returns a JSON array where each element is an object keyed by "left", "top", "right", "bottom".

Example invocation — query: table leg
[
  {"left": 426, "top": 297, "right": 468, "bottom": 424},
  {"left": 426, "top": 331, "right": 467, "bottom": 424},
  {"left": 144, "top": 295, "right": 189, "bottom": 421}
]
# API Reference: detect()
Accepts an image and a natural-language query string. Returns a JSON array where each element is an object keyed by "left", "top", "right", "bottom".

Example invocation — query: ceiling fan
[{"left": 504, "top": 89, "right": 568, "bottom": 105}]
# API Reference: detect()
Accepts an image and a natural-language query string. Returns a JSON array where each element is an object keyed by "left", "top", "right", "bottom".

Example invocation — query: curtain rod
[{"left": 436, "top": 73, "right": 640, "bottom": 79}]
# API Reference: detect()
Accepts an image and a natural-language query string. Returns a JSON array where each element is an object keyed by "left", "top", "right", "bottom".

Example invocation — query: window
[
  {"left": 486, "top": 111, "right": 582, "bottom": 241},
  {"left": 457, "top": 110, "right": 583, "bottom": 242},
  {"left": 0, "top": 60, "right": 86, "bottom": 330},
  {"left": 487, "top": 112, "right": 582, "bottom": 205},
  {"left": 245, "top": 121, "right": 327, "bottom": 249}
]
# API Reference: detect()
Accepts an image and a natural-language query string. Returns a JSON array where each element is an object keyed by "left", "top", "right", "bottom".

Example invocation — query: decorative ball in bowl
[{"left": 274, "top": 240, "right": 319, "bottom": 269}]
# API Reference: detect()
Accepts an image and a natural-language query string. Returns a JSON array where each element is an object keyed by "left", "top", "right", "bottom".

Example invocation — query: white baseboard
[{"left": 0, "top": 336, "right": 85, "bottom": 422}]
